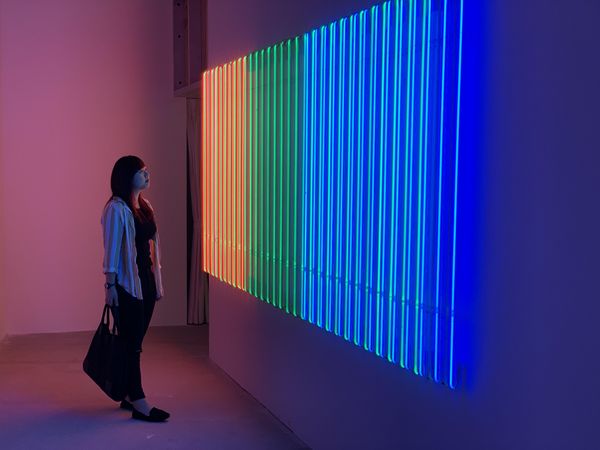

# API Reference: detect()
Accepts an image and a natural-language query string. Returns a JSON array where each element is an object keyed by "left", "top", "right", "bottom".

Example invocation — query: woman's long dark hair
[{"left": 104, "top": 155, "right": 153, "bottom": 220}]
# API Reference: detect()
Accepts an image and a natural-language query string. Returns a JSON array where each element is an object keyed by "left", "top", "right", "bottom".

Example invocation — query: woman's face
[{"left": 132, "top": 166, "right": 150, "bottom": 190}]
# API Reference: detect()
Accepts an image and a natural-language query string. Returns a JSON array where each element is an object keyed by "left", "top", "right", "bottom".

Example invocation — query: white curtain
[{"left": 186, "top": 98, "right": 209, "bottom": 324}]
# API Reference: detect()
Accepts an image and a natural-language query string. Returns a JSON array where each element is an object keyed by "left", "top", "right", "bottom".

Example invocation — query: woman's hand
[{"left": 105, "top": 286, "right": 119, "bottom": 307}]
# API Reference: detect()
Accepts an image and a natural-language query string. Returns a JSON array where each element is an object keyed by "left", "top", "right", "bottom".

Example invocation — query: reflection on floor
[{"left": 0, "top": 324, "right": 309, "bottom": 450}]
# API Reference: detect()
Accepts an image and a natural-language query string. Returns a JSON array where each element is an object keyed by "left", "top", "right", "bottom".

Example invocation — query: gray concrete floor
[{"left": 0, "top": 324, "right": 310, "bottom": 450}]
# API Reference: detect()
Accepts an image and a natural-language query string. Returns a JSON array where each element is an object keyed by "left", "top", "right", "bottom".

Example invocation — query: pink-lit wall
[
  {"left": 207, "top": 0, "right": 600, "bottom": 449},
  {"left": 0, "top": 0, "right": 187, "bottom": 338}
]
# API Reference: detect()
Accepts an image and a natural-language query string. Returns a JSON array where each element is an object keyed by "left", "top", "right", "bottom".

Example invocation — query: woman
[{"left": 100, "top": 155, "right": 170, "bottom": 422}]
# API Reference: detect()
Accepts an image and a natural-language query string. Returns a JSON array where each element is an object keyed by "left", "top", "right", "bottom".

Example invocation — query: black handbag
[{"left": 82, "top": 304, "right": 128, "bottom": 401}]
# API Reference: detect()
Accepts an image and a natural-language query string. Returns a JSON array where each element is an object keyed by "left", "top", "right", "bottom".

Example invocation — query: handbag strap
[{"left": 102, "top": 304, "right": 119, "bottom": 335}]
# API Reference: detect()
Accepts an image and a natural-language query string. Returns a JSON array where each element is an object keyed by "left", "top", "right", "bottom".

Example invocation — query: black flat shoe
[
  {"left": 132, "top": 407, "right": 170, "bottom": 422},
  {"left": 120, "top": 399, "right": 133, "bottom": 411}
]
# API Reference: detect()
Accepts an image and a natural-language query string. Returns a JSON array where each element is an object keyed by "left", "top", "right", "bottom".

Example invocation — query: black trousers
[{"left": 111, "top": 267, "right": 156, "bottom": 401}]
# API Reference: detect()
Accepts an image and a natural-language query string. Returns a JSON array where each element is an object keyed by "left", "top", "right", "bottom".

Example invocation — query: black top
[{"left": 133, "top": 207, "right": 157, "bottom": 270}]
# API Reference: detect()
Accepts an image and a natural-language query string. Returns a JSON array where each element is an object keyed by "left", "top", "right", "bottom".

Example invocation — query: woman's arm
[
  {"left": 101, "top": 203, "right": 122, "bottom": 305},
  {"left": 145, "top": 198, "right": 164, "bottom": 299},
  {"left": 101, "top": 203, "right": 124, "bottom": 275},
  {"left": 105, "top": 272, "right": 116, "bottom": 284}
]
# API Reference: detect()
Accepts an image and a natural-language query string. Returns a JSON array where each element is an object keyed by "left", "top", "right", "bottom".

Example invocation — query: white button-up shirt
[{"left": 101, "top": 196, "right": 164, "bottom": 300}]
